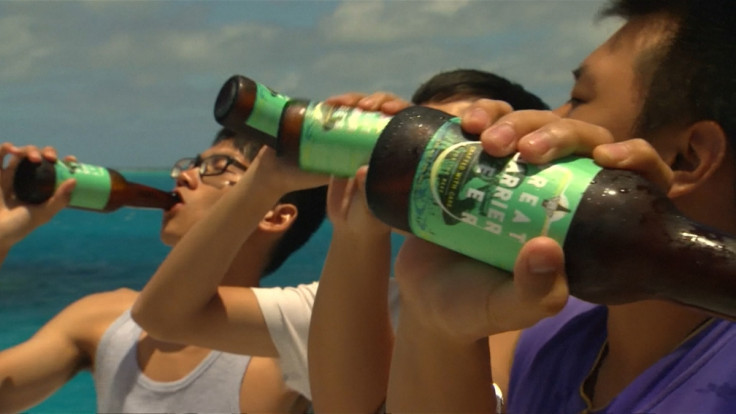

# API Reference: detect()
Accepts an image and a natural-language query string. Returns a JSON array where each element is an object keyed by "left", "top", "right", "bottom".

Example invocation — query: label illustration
[
  {"left": 409, "top": 119, "right": 601, "bottom": 271},
  {"left": 299, "top": 102, "right": 392, "bottom": 176},
  {"left": 247, "top": 83, "right": 290, "bottom": 137},
  {"left": 55, "top": 161, "right": 112, "bottom": 210}
]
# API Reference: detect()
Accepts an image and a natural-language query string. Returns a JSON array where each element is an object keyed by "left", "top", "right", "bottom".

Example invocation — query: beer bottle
[
  {"left": 214, "top": 75, "right": 391, "bottom": 177},
  {"left": 14, "top": 158, "right": 180, "bottom": 212},
  {"left": 214, "top": 75, "right": 736, "bottom": 318},
  {"left": 365, "top": 105, "right": 736, "bottom": 319}
]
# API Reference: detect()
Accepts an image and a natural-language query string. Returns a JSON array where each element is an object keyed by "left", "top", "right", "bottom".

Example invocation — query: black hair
[
  {"left": 602, "top": 0, "right": 736, "bottom": 151},
  {"left": 212, "top": 127, "right": 263, "bottom": 161},
  {"left": 213, "top": 128, "right": 327, "bottom": 276},
  {"left": 411, "top": 68, "right": 549, "bottom": 110}
]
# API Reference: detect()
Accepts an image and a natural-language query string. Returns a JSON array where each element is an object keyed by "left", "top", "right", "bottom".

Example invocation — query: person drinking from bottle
[
  {"left": 0, "top": 128, "right": 327, "bottom": 413},
  {"left": 386, "top": 1, "right": 736, "bottom": 412}
]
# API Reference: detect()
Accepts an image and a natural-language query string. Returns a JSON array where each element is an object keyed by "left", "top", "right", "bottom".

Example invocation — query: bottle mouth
[
  {"left": 214, "top": 76, "right": 240, "bottom": 123},
  {"left": 170, "top": 192, "right": 182, "bottom": 205}
]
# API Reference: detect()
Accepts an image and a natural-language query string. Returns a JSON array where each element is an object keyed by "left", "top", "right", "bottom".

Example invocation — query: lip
[{"left": 164, "top": 191, "right": 184, "bottom": 215}]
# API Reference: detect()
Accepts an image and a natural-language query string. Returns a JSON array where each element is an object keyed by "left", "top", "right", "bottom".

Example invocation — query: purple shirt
[{"left": 507, "top": 298, "right": 736, "bottom": 413}]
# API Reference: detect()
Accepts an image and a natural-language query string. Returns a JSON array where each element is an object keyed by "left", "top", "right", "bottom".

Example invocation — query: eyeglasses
[{"left": 170, "top": 154, "right": 248, "bottom": 183}]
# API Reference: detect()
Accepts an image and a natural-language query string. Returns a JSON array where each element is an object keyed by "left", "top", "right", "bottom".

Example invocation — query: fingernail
[
  {"left": 528, "top": 253, "right": 557, "bottom": 274},
  {"left": 359, "top": 98, "right": 375, "bottom": 108},
  {"left": 524, "top": 131, "right": 551, "bottom": 157},
  {"left": 486, "top": 123, "right": 516, "bottom": 150},
  {"left": 602, "top": 142, "right": 630, "bottom": 162},
  {"left": 466, "top": 107, "right": 490, "bottom": 127}
]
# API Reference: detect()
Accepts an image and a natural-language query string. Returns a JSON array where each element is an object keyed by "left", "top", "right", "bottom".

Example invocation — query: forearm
[
  {"left": 386, "top": 310, "right": 496, "bottom": 413},
  {"left": 309, "top": 231, "right": 393, "bottom": 412},
  {"left": 132, "top": 167, "right": 284, "bottom": 340}
]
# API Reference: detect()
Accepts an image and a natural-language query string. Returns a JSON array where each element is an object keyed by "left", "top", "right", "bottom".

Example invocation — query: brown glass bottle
[
  {"left": 214, "top": 75, "right": 391, "bottom": 177},
  {"left": 213, "top": 77, "right": 736, "bottom": 318},
  {"left": 14, "top": 158, "right": 180, "bottom": 212},
  {"left": 366, "top": 105, "right": 736, "bottom": 319}
]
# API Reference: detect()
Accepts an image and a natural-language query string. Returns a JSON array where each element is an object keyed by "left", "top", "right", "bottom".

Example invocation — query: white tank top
[{"left": 93, "top": 309, "right": 250, "bottom": 413}]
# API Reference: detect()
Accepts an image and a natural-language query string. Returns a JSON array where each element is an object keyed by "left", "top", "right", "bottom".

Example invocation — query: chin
[{"left": 159, "top": 227, "right": 182, "bottom": 247}]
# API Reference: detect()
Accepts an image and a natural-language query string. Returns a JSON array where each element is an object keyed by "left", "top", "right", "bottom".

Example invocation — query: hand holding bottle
[
  {"left": 390, "top": 101, "right": 672, "bottom": 340},
  {"left": 459, "top": 100, "right": 674, "bottom": 189},
  {"left": 324, "top": 91, "right": 411, "bottom": 116},
  {"left": 392, "top": 100, "right": 736, "bottom": 323},
  {"left": 327, "top": 167, "right": 391, "bottom": 240},
  {"left": 215, "top": 74, "right": 736, "bottom": 318},
  {"left": 322, "top": 90, "right": 406, "bottom": 238},
  {"left": 0, "top": 143, "right": 75, "bottom": 252}
]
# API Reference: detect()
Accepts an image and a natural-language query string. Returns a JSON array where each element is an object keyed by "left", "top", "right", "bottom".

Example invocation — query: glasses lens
[
  {"left": 171, "top": 158, "right": 196, "bottom": 178},
  {"left": 199, "top": 155, "right": 233, "bottom": 177}
]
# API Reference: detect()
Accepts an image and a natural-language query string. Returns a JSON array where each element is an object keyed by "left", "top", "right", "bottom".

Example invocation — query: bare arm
[
  {"left": 389, "top": 311, "right": 496, "bottom": 412},
  {"left": 132, "top": 148, "right": 327, "bottom": 356},
  {"left": 308, "top": 92, "right": 409, "bottom": 411},
  {"left": 0, "top": 290, "right": 133, "bottom": 413},
  {"left": 385, "top": 237, "right": 568, "bottom": 411},
  {"left": 0, "top": 313, "right": 86, "bottom": 412},
  {"left": 309, "top": 168, "right": 393, "bottom": 412}
]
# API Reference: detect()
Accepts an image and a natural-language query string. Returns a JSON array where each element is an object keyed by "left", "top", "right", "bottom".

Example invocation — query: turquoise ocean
[{"left": 0, "top": 170, "right": 401, "bottom": 413}]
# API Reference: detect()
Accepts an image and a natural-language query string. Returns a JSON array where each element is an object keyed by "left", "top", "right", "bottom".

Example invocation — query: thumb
[
  {"left": 46, "top": 178, "right": 76, "bottom": 213},
  {"left": 513, "top": 237, "right": 569, "bottom": 316}
]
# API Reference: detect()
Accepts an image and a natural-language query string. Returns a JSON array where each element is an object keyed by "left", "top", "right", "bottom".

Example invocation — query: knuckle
[{"left": 475, "top": 98, "right": 513, "bottom": 117}]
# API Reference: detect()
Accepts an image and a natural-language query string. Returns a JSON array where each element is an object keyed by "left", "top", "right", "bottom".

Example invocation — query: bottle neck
[
  {"left": 111, "top": 181, "right": 179, "bottom": 210},
  {"left": 565, "top": 168, "right": 736, "bottom": 320},
  {"left": 283, "top": 100, "right": 392, "bottom": 176},
  {"left": 656, "top": 216, "right": 736, "bottom": 320}
]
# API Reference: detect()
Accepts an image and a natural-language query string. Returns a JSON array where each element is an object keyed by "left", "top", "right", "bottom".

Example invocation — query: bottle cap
[{"left": 214, "top": 75, "right": 257, "bottom": 131}]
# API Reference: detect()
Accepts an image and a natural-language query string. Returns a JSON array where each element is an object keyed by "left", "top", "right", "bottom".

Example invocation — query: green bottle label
[
  {"left": 299, "top": 102, "right": 392, "bottom": 176},
  {"left": 409, "top": 119, "right": 602, "bottom": 271},
  {"left": 55, "top": 161, "right": 112, "bottom": 210},
  {"left": 246, "top": 83, "right": 290, "bottom": 137}
]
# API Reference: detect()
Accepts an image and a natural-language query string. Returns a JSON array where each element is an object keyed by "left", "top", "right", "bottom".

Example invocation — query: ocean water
[{"left": 0, "top": 170, "right": 400, "bottom": 413}]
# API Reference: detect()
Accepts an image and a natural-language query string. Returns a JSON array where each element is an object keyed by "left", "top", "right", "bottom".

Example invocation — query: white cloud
[
  {"left": 0, "top": 15, "right": 54, "bottom": 80},
  {"left": 0, "top": 0, "right": 621, "bottom": 167}
]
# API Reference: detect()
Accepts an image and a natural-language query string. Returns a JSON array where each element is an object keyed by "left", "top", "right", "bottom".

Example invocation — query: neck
[
  {"left": 591, "top": 301, "right": 711, "bottom": 407},
  {"left": 606, "top": 300, "right": 710, "bottom": 365}
]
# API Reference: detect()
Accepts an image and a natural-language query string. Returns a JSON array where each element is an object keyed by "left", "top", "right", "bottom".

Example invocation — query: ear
[
  {"left": 259, "top": 203, "right": 297, "bottom": 234},
  {"left": 668, "top": 121, "right": 728, "bottom": 199}
]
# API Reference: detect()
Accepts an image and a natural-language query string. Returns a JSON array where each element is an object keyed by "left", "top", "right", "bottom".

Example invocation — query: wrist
[{"left": 332, "top": 225, "right": 391, "bottom": 243}]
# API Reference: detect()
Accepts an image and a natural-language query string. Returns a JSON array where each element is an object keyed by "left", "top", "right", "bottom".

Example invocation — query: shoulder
[
  {"left": 14, "top": 289, "right": 137, "bottom": 367},
  {"left": 65, "top": 288, "right": 137, "bottom": 319},
  {"left": 251, "top": 282, "right": 319, "bottom": 313},
  {"left": 57, "top": 288, "right": 138, "bottom": 342}
]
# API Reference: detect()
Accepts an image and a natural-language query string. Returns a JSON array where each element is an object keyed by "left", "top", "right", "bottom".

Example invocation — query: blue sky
[{"left": 0, "top": 0, "right": 619, "bottom": 169}]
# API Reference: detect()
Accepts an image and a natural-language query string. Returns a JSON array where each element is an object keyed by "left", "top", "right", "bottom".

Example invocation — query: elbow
[{"left": 130, "top": 298, "right": 180, "bottom": 341}]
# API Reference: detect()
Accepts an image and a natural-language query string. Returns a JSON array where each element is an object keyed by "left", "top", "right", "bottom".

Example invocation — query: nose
[{"left": 175, "top": 167, "right": 199, "bottom": 189}]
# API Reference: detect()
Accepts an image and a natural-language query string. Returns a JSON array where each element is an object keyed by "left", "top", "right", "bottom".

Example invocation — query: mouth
[{"left": 164, "top": 191, "right": 184, "bottom": 215}]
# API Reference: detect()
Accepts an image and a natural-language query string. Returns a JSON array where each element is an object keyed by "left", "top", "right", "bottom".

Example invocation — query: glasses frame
[{"left": 170, "top": 154, "right": 248, "bottom": 180}]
